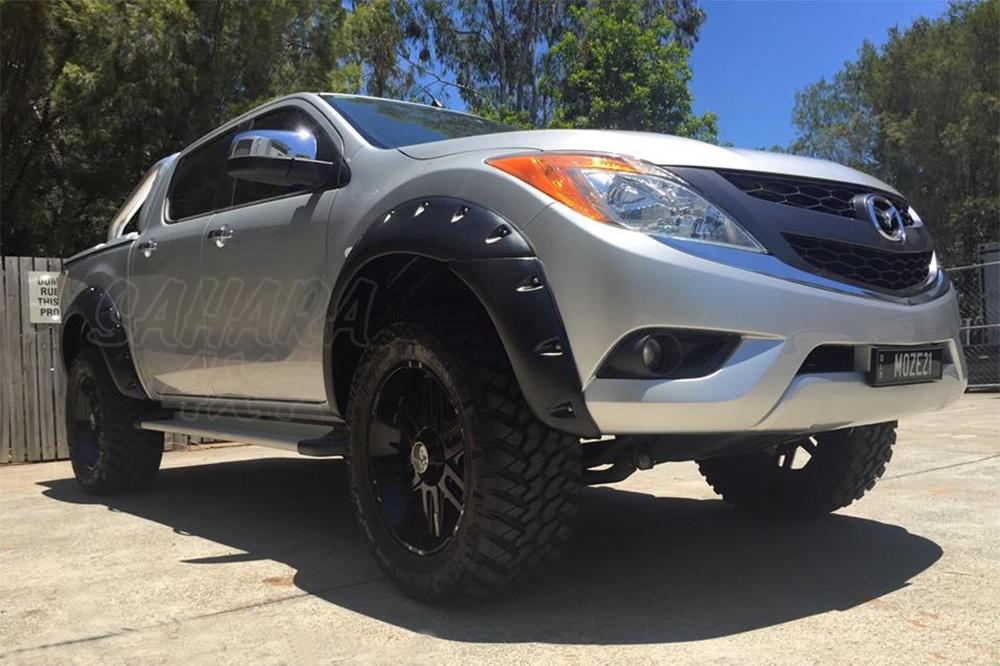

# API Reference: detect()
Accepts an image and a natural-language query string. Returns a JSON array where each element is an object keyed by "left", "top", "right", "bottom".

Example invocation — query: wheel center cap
[{"left": 410, "top": 441, "right": 430, "bottom": 475}]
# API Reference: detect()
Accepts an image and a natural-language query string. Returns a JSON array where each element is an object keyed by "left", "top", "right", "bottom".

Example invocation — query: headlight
[{"left": 487, "top": 152, "right": 764, "bottom": 252}]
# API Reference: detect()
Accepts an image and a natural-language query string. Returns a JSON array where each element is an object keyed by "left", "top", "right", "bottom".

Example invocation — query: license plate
[{"left": 869, "top": 347, "right": 943, "bottom": 387}]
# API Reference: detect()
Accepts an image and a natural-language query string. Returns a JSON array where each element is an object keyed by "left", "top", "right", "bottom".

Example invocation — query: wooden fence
[
  {"left": 1, "top": 256, "right": 205, "bottom": 464},
  {"left": 1, "top": 256, "right": 68, "bottom": 464}
]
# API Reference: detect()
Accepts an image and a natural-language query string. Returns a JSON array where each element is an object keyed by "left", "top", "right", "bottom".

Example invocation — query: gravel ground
[{"left": 1, "top": 394, "right": 997, "bottom": 665}]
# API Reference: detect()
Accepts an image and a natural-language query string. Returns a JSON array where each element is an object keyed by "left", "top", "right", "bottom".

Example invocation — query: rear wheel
[
  {"left": 697, "top": 422, "right": 896, "bottom": 515},
  {"left": 67, "top": 347, "right": 162, "bottom": 494},
  {"left": 345, "top": 317, "right": 581, "bottom": 601}
]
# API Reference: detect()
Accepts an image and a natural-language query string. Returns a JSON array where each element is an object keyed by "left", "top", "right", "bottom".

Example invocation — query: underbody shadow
[{"left": 41, "top": 456, "right": 942, "bottom": 644}]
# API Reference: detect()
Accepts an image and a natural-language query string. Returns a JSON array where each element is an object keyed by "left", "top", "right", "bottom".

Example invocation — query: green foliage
[
  {"left": 790, "top": 0, "right": 999, "bottom": 265},
  {"left": 342, "top": 0, "right": 415, "bottom": 98},
  {"left": 410, "top": 0, "right": 705, "bottom": 128},
  {"left": 474, "top": 105, "right": 535, "bottom": 130},
  {"left": 546, "top": 0, "right": 716, "bottom": 141},
  {"left": 0, "top": 0, "right": 406, "bottom": 256},
  {"left": 409, "top": 0, "right": 573, "bottom": 126},
  {"left": 789, "top": 52, "right": 879, "bottom": 171}
]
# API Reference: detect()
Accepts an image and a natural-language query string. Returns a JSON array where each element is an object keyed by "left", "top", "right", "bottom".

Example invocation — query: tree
[
  {"left": 789, "top": 52, "right": 879, "bottom": 171},
  {"left": 406, "top": 0, "right": 570, "bottom": 124},
  {"left": 342, "top": 0, "right": 416, "bottom": 98},
  {"left": 2, "top": 0, "right": 205, "bottom": 256},
  {"left": 546, "top": 0, "right": 716, "bottom": 140},
  {"left": 0, "top": 0, "right": 406, "bottom": 257},
  {"left": 409, "top": 0, "right": 706, "bottom": 127},
  {"left": 790, "top": 0, "right": 998, "bottom": 266}
]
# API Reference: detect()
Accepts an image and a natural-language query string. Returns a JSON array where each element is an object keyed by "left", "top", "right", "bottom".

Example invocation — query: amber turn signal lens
[{"left": 486, "top": 153, "right": 640, "bottom": 221}]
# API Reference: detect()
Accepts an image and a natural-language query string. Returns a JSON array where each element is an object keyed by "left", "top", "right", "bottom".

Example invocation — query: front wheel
[
  {"left": 697, "top": 422, "right": 896, "bottom": 515},
  {"left": 345, "top": 318, "right": 581, "bottom": 602}
]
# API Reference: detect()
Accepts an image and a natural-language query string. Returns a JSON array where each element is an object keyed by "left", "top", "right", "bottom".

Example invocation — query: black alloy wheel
[
  {"left": 367, "top": 361, "right": 468, "bottom": 555},
  {"left": 66, "top": 347, "right": 163, "bottom": 494},
  {"left": 772, "top": 436, "right": 819, "bottom": 472},
  {"left": 71, "top": 375, "right": 103, "bottom": 470},
  {"left": 345, "top": 318, "right": 581, "bottom": 601}
]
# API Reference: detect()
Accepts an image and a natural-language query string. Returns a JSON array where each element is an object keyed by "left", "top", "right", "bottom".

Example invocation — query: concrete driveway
[{"left": 1, "top": 395, "right": 998, "bottom": 664}]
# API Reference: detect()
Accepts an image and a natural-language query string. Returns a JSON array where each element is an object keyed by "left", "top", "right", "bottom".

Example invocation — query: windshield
[{"left": 323, "top": 95, "right": 517, "bottom": 149}]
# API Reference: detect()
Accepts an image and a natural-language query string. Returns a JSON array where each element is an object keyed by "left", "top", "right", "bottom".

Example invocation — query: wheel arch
[
  {"left": 61, "top": 286, "right": 148, "bottom": 400},
  {"left": 325, "top": 196, "right": 599, "bottom": 437},
  {"left": 61, "top": 312, "right": 88, "bottom": 371}
]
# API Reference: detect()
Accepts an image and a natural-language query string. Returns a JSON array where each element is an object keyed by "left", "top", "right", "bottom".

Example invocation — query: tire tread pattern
[
  {"left": 68, "top": 347, "right": 162, "bottom": 494},
  {"left": 697, "top": 422, "right": 896, "bottom": 515},
  {"left": 346, "top": 315, "right": 581, "bottom": 601}
]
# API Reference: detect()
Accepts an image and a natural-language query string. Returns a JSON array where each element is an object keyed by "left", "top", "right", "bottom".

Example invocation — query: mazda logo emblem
[{"left": 858, "top": 194, "right": 906, "bottom": 242}]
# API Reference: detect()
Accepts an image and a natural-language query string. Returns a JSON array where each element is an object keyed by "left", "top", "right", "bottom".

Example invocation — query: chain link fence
[{"left": 946, "top": 243, "right": 999, "bottom": 390}]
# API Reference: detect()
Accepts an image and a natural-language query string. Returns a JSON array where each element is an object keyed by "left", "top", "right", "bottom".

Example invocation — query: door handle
[
  {"left": 207, "top": 224, "right": 234, "bottom": 248},
  {"left": 137, "top": 239, "right": 158, "bottom": 258}
]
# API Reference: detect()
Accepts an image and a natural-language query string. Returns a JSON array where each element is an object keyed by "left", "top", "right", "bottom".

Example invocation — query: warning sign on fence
[{"left": 27, "top": 271, "right": 61, "bottom": 324}]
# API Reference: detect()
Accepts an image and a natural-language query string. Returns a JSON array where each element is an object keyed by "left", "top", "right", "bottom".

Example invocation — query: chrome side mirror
[
  {"left": 230, "top": 129, "right": 318, "bottom": 161},
  {"left": 226, "top": 129, "right": 333, "bottom": 188}
]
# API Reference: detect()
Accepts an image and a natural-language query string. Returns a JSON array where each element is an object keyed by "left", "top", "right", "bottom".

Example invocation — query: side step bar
[{"left": 139, "top": 415, "right": 348, "bottom": 457}]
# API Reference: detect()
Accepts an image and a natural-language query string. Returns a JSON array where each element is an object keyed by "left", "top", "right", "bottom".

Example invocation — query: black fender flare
[
  {"left": 325, "top": 196, "right": 599, "bottom": 437},
  {"left": 62, "top": 286, "right": 148, "bottom": 400}
]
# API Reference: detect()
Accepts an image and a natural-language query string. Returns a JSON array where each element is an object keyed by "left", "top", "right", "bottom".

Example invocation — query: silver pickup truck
[{"left": 61, "top": 93, "right": 966, "bottom": 600}]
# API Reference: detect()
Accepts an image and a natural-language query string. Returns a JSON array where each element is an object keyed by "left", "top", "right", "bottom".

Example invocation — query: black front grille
[
  {"left": 721, "top": 171, "right": 913, "bottom": 225},
  {"left": 784, "top": 234, "right": 932, "bottom": 291}
]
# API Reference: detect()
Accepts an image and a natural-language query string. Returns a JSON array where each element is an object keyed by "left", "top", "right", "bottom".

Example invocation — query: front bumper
[{"left": 523, "top": 205, "right": 967, "bottom": 435}]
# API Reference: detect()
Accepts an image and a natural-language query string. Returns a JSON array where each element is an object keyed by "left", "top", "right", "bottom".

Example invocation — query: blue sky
[{"left": 690, "top": 0, "right": 950, "bottom": 149}]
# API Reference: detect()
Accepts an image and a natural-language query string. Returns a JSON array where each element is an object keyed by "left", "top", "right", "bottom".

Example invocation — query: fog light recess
[{"left": 598, "top": 329, "right": 740, "bottom": 380}]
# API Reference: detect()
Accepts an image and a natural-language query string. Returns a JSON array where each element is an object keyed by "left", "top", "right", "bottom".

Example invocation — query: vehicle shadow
[{"left": 41, "top": 456, "right": 942, "bottom": 645}]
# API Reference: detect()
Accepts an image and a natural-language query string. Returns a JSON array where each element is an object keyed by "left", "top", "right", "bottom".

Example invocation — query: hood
[{"left": 397, "top": 129, "right": 900, "bottom": 196}]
